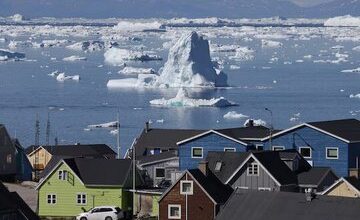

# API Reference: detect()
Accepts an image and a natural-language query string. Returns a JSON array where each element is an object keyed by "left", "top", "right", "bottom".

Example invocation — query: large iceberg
[
  {"left": 324, "top": 15, "right": 360, "bottom": 27},
  {"left": 149, "top": 88, "right": 236, "bottom": 107},
  {"left": 107, "top": 31, "right": 228, "bottom": 88}
]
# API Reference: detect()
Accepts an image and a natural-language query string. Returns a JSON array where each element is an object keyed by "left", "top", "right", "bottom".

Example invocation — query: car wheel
[
  {"left": 80, "top": 217, "right": 87, "bottom": 220},
  {"left": 105, "top": 217, "right": 112, "bottom": 220}
]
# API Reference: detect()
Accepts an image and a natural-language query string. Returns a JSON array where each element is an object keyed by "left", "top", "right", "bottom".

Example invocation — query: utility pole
[
  {"left": 34, "top": 114, "right": 40, "bottom": 181},
  {"left": 46, "top": 111, "right": 50, "bottom": 146},
  {"left": 35, "top": 114, "right": 40, "bottom": 146},
  {"left": 265, "top": 108, "right": 273, "bottom": 150},
  {"left": 131, "top": 138, "right": 137, "bottom": 217},
  {"left": 117, "top": 113, "right": 120, "bottom": 159}
]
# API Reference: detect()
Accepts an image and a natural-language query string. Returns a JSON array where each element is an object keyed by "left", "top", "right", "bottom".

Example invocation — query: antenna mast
[{"left": 35, "top": 114, "right": 40, "bottom": 146}]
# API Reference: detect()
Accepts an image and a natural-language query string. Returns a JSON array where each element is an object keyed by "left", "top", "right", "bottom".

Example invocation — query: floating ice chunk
[
  {"left": 244, "top": 119, "right": 267, "bottom": 127},
  {"left": 63, "top": 55, "right": 87, "bottom": 62},
  {"left": 331, "top": 45, "right": 344, "bottom": 50},
  {"left": 229, "top": 47, "right": 255, "bottom": 61},
  {"left": 9, "top": 14, "right": 24, "bottom": 22},
  {"left": 56, "top": 73, "right": 80, "bottom": 82},
  {"left": 110, "top": 130, "right": 118, "bottom": 135},
  {"left": 48, "top": 70, "right": 61, "bottom": 77},
  {"left": 0, "top": 38, "right": 6, "bottom": 42},
  {"left": 303, "top": 55, "right": 312, "bottom": 59},
  {"left": 283, "top": 61, "right": 292, "bottom": 65},
  {"left": 230, "top": 65, "right": 241, "bottom": 70},
  {"left": 118, "top": 67, "right": 156, "bottom": 75},
  {"left": 353, "top": 46, "right": 360, "bottom": 52},
  {"left": 107, "top": 74, "right": 158, "bottom": 88},
  {"left": 350, "top": 94, "right": 360, "bottom": 99},
  {"left": 223, "top": 111, "right": 249, "bottom": 120},
  {"left": 104, "top": 48, "right": 161, "bottom": 65},
  {"left": 149, "top": 88, "right": 236, "bottom": 107},
  {"left": 67, "top": 41, "right": 105, "bottom": 52},
  {"left": 8, "top": 40, "right": 32, "bottom": 49},
  {"left": 335, "top": 53, "right": 349, "bottom": 59},
  {"left": 0, "top": 49, "right": 25, "bottom": 60},
  {"left": 261, "top": 40, "right": 282, "bottom": 48},
  {"left": 295, "top": 60, "right": 304, "bottom": 63},
  {"left": 156, "top": 119, "right": 165, "bottom": 123},
  {"left": 113, "top": 21, "right": 163, "bottom": 32},
  {"left": 0, "top": 56, "right": 8, "bottom": 61},
  {"left": 325, "top": 15, "right": 360, "bottom": 27},
  {"left": 88, "top": 121, "right": 118, "bottom": 128},
  {"left": 341, "top": 68, "right": 360, "bottom": 73},
  {"left": 156, "top": 31, "right": 228, "bottom": 88}
]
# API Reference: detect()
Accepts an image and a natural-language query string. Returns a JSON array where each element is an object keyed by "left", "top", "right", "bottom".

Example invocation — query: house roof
[
  {"left": 297, "top": 167, "right": 337, "bottom": 187},
  {"left": 176, "top": 130, "right": 249, "bottom": 146},
  {"left": 344, "top": 176, "right": 360, "bottom": 191},
  {"left": 134, "top": 128, "right": 204, "bottom": 157},
  {"left": 321, "top": 176, "right": 360, "bottom": 195},
  {"left": 216, "top": 126, "right": 281, "bottom": 140},
  {"left": 26, "top": 144, "right": 116, "bottom": 157},
  {"left": 138, "top": 150, "right": 178, "bottom": 166},
  {"left": 0, "top": 181, "right": 40, "bottom": 220},
  {"left": 216, "top": 189, "right": 360, "bottom": 220},
  {"left": 262, "top": 119, "right": 360, "bottom": 143}
]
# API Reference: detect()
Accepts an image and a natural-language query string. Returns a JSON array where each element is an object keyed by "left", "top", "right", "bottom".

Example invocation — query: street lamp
[{"left": 265, "top": 108, "right": 273, "bottom": 150}]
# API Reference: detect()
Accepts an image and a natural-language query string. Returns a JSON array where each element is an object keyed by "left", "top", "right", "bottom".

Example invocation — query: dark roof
[
  {"left": 63, "top": 158, "right": 132, "bottom": 186},
  {"left": 206, "top": 151, "right": 251, "bottom": 183},
  {"left": 344, "top": 176, "right": 360, "bottom": 191},
  {"left": 216, "top": 126, "right": 281, "bottom": 140},
  {"left": 297, "top": 167, "right": 336, "bottom": 187},
  {"left": 307, "top": 119, "right": 360, "bottom": 142},
  {"left": 252, "top": 151, "right": 298, "bottom": 185},
  {"left": 188, "top": 169, "right": 233, "bottom": 204},
  {"left": 138, "top": 150, "right": 178, "bottom": 165},
  {"left": 39, "top": 155, "right": 72, "bottom": 179},
  {"left": 26, "top": 144, "right": 116, "bottom": 157},
  {"left": 0, "top": 181, "right": 40, "bottom": 220},
  {"left": 216, "top": 189, "right": 360, "bottom": 220},
  {"left": 134, "top": 128, "right": 204, "bottom": 157}
]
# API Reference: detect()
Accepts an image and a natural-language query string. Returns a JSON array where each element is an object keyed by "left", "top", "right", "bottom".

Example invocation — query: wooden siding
[
  {"left": 141, "top": 158, "right": 179, "bottom": 186},
  {"left": 179, "top": 133, "right": 249, "bottom": 170},
  {"left": 159, "top": 172, "right": 215, "bottom": 220},
  {"left": 229, "top": 158, "right": 280, "bottom": 191},
  {"left": 326, "top": 181, "right": 360, "bottom": 198},
  {"left": 38, "top": 162, "right": 131, "bottom": 217},
  {"left": 27, "top": 148, "right": 52, "bottom": 171},
  {"left": 263, "top": 126, "right": 349, "bottom": 177}
]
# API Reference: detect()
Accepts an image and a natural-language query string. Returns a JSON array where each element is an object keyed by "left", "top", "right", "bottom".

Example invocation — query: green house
[{"left": 36, "top": 158, "right": 142, "bottom": 218}]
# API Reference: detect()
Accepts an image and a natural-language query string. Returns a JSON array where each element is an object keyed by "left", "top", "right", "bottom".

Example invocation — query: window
[
  {"left": 272, "top": 146, "right": 285, "bottom": 151},
  {"left": 165, "top": 168, "right": 176, "bottom": 180},
  {"left": 180, "top": 180, "right": 193, "bottom": 195},
  {"left": 58, "top": 170, "right": 68, "bottom": 180},
  {"left": 155, "top": 167, "right": 165, "bottom": 179},
  {"left": 191, "top": 147, "right": 203, "bottom": 158},
  {"left": 256, "top": 144, "right": 264, "bottom": 151},
  {"left": 247, "top": 162, "right": 259, "bottom": 176},
  {"left": 47, "top": 194, "right": 56, "bottom": 204},
  {"left": 168, "top": 205, "right": 181, "bottom": 219},
  {"left": 76, "top": 193, "right": 86, "bottom": 205},
  {"left": 299, "top": 147, "right": 312, "bottom": 159},
  {"left": 6, "top": 154, "right": 12, "bottom": 164},
  {"left": 215, "top": 161, "right": 222, "bottom": 172},
  {"left": 224, "top": 148, "right": 236, "bottom": 152},
  {"left": 258, "top": 187, "right": 272, "bottom": 191},
  {"left": 326, "top": 147, "right": 339, "bottom": 159}
]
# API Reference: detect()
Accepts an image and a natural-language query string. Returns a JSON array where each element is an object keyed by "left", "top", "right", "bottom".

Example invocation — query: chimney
[
  {"left": 305, "top": 188, "right": 316, "bottom": 202},
  {"left": 145, "top": 121, "right": 150, "bottom": 133},
  {"left": 198, "top": 161, "right": 209, "bottom": 176},
  {"left": 246, "top": 119, "right": 254, "bottom": 127}
]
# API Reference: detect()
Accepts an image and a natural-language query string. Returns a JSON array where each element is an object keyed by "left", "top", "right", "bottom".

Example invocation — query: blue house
[
  {"left": 261, "top": 119, "right": 360, "bottom": 177},
  {"left": 177, "top": 130, "right": 252, "bottom": 170}
]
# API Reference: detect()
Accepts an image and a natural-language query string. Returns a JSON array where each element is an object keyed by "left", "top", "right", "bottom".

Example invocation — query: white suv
[{"left": 76, "top": 206, "right": 124, "bottom": 220}]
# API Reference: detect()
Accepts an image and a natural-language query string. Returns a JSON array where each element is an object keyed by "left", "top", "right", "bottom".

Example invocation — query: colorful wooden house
[
  {"left": 36, "top": 158, "right": 143, "bottom": 218},
  {"left": 321, "top": 177, "right": 360, "bottom": 198}
]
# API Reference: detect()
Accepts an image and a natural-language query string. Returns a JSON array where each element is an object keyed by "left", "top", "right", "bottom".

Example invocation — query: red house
[{"left": 158, "top": 161, "right": 233, "bottom": 220}]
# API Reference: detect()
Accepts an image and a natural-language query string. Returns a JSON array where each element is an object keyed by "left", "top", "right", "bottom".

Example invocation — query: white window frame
[
  {"left": 154, "top": 167, "right": 166, "bottom": 179},
  {"left": 180, "top": 180, "right": 193, "bottom": 195},
  {"left": 272, "top": 146, "right": 285, "bottom": 151},
  {"left": 299, "top": 146, "right": 312, "bottom": 159},
  {"left": 326, "top": 147, "right": 339, "bottom": 160},
  {"left": 236, "top": 186, "right": 249, "bottom": 189},
  {"left": 76, "top": 193, "right": 87, "bottom": 205},
  {"left": 224, "top": 148, "right": 236, "bottom": 152},
  {"left": 191, "top": 147, "right": 203, "bottom": 159},
  {"left": 168, "top": 204, "right": 181, "bottom": 219},
  {"left": 247, "top": 162, "right": 259, "bottom": 176},
  {"left": 47, "top": 194, "right": 56, "bottom": 205},
  {"left": 255, "top": 144, "right": 264, "bottom": 151}
]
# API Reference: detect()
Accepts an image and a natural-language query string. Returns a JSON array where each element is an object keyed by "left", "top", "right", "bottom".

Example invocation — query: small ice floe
[
  {"left": 229, "top": 47, "right": 255, "bottom": 61},
  {"left": 88, "top": 121, "right": 119, "bottom": 128},
  {"left": 63, "top": 55, "right": 87, "bottom": 62},
  {"left": 84, "top": 128, "right": 91, "bottom": 131},
  {"left": 290, "top": 113, "right": 301, "bottom": 123},
  {"left": 8, "top": 40, "right": 32, "bottom": 49},
  {"left": 331, "top": 45, "right": 344, "bottom": 50},
  {"left": 244, "top": 119, "right": 266, "bottom": 127},
  {"left": 110, "top": 129, "right": 119, "bottom": 135},
  {"left": 66, "top": 41, "right": 105, "bottom": 52},
  {"left": 295, "top": 60, "right": 304, "bottom": 63},
  {"left": 261, "top": 40, "right": 282, "bottom": 48},
  {"left": 118, "top": 67, "right": 156, "bottom": 75},
  {"left": 269, "top": 57, "right": 279, "bottom": 63},
  {"left": 273, "top": 80, "right": 277, "bottom": 84},
  {"left": 283, "top": 61, "right": 292, "bottom": 65},
  {"left": 341, "top": 68, "right": 360, "bottom": 73},
  {"left": 303, "top": 55, "right": 312, "bottom": 59},
  {"left": 156, "top": 119, "right": 165, "bottom": 123},
  {"left": 230, "top": 65, "right": 241, "bottom": 70},
  {"left": 262, "top": 67, "right": 271, "bottom": 70},
  {"left": 133, "top": 107, "right": 143, "bottom": 110},
  {"left": 50, "top": 57, "right": 57, "bottom": 61},
  {"left": 353, "top": 46, "right": 360, "bottom": 52},
  {"left": 48, "top": 70, "right": 60, "bottom": 77},
  {"left": 149, "top": 88, "right": 237, "bottom": 107},
  {"left": 223, "top": 111, "right": 249, "bottom": 120},
  {"left": 104, "top": 48, "right": 162, "bottom": 65},
  {"left": 350, "top": 94, "right": 360, "bottom": 99},
  {"left": 56, "top": 73, "right": 80, "bottom": 82},
  {"left": 340, "top": 89, "right": 345, "bottom": 92},
  {"left": 0, "top": 38, "right": 6, "bottom": 42},
  {"left": 0, "top": 49, "right": 25, "bottom": 61}
]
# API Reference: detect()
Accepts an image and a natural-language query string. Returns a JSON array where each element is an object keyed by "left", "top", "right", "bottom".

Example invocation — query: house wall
[
  {"left": 141, "top": 158, "right": 179, "bottom": 186},
  {"left": 27, "top": 148, "right": 52, "bottom": 171},
  {"left": 228, "top": 158, "right": 280, "bottom": 191},
  {"left": 134, "top": 193, "right": 160, "bottom": 217},
  {"left": 348, "top": 142, "right": 360, "bottom": 171},
  {"left": 0, "top": 127, "right": 16, "bottom": 179},
  {"left": 179, "top": 133, "right": 249, "bottom": 170},
  {"left": 159, "top": 172, "right": 215, "bottom": 220},
  {"left": 326, "top": 181, "right": 360, "bottom": 198},
  {"left": 263, "top": 126, "right": 349, "bottom": 177},
  {"left": 38, "top": 163, "right": 131, "bottom": 217}
]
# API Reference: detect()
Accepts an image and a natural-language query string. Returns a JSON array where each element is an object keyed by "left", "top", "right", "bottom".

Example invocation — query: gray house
[{"left": 0, "top": 125, "right": 17, "bottom": 181}]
